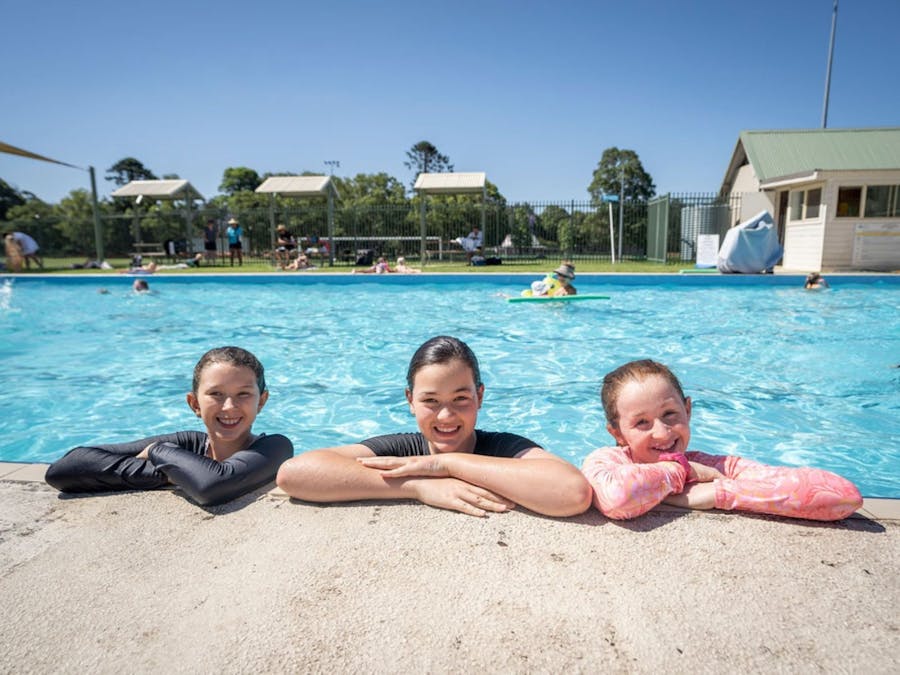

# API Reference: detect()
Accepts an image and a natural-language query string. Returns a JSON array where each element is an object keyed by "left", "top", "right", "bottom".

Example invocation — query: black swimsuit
[{"left": 45, "top": 431, "right": 293, "bottom": 506}]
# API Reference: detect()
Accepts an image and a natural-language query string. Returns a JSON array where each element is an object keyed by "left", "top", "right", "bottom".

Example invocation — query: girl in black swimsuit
[{"left": 45, "top": 346, "right": 293, "bottom": 506}]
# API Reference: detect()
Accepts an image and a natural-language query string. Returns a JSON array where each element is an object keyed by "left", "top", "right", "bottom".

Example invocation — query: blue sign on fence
[{"left": 603, "top": 194, "right": 619, "bottom": 202}]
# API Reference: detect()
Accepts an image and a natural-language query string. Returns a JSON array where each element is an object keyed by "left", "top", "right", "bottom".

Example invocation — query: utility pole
[
  {"left": 324, "top": 160, "right": 340, "bottom": 176},
  {"left": 821, "top": 0, "right": 838, "bottom": 128},
  {"left": 617, "top": 161, "right": 625, "bottom": 261}
]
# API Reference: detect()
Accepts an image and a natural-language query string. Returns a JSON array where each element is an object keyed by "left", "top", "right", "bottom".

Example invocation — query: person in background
[
  {"left": 45, "top": 346, "right": 293, "bottom": 507},
  {"left": 804, "top": 272, "right": 829, "bottom": 290},
  {"left": 395, "top": 256, "right": 422, "bottom": 274},
  {"left": 274, "top": 224, "right": 297, "bottom": 267},
  {"left": 581, "top": 359, "right": 862, "bottom": 521},
  {"left": 132, "top": 278, "right": 150, "bottom": 292},
  {"left": 203, "top": 219, "right": 218, "bottom": 263},
  {"left": 352, "top": 256, "right": 394, "bottom": 274},
  {"left": 276, "top": 335, "right": 592, "bottom": 517},
  {"left": 455, "top": 226, "right": 483, "bottom": 265},
  {"left": 283, "top": 253, "right": 314, "bottom": 271},
  {"left": 226, "top": 218, "right": 243, "bottom": 266},
  {"left": 522, "top": 262, "right": 577, "bottom": 297},
  {"left": 5, "top": 231, "right": 42, "bottom": 269},
  {"left": 3, "top": 233, "right": 24, "bottom": 272}
]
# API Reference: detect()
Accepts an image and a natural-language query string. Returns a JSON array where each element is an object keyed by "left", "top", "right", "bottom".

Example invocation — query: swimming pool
[{"left": 2, "top": 273, "right": 898, "bottom": 497}]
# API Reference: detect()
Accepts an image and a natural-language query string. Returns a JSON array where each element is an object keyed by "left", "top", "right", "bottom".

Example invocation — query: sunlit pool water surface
[{"left": 2, "top": 273, "right": 898, "bottom": 498}]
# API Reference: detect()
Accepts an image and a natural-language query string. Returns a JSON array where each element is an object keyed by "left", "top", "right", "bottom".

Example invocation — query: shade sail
[{"left": 0, "top": 140, "right": 82, "bottom": 169}]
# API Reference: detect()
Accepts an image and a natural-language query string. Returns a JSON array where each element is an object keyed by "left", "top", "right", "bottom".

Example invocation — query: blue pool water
[{"left": 2, "top": 273, "right": 898, "bottom": 497}]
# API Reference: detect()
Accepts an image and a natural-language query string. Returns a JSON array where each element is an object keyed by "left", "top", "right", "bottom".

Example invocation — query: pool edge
[{"left": 4, "top": 461, "right": 897, "bottom": 521}]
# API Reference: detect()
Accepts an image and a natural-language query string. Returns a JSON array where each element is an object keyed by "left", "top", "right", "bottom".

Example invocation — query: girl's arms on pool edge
[
  {"left": 276, "top": 445, "right": 516, "bottom": 516},
  {"left": 277, "top": 444, "right": 590, "bottom": 516},
  {"left": 359, "top": 448, "right": 593, "bottom": 517}
]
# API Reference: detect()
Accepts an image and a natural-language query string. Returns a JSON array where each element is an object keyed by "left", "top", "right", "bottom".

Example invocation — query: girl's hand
[
  {"left": 408, "top": 477, "right": 515, "bottom": 517},
  {"left": 357, "top": 455, "right": 450, "bottom": 477},
  {"left": 688, "top": 461, "right": 724, "bottom": 483},
  {"left": 135, "top": 442, "right": 157, "bottom": 460}
]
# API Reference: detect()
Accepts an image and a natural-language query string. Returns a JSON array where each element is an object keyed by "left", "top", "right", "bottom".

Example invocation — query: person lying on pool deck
[
  {"left": 276, "top": 335, "right": 592, "bottom": 517},
  {"left": 580, "top": 359, "right": 862, "bottom": 521},
  {"left": 45, "top": 346, "right": 293, "bottom": 506}
]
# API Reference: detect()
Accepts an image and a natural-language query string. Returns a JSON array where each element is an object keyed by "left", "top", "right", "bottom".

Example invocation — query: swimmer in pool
[
  {"left": 45, "top": 346, "right": 293, "bottom": 506},
  {"left": 580, "top": 359, "right": 862, "bottom": 521},
  {"left": 523, "top": 262, "right": 577, "bottom": 297},
  {"left": 276, "top": 335, "right": 592, "bottom": 517}
]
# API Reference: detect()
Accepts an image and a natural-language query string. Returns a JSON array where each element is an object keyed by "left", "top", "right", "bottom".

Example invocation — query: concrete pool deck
[{"left": 1, "top": 463, "right": 898, "bottom": 673}]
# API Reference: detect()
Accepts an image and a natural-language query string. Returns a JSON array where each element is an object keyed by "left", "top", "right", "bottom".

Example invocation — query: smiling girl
[
  {"left": 581, "top": 359, "right": 862, "bottom": 521},
  {"left": 45, "top": 346, "right": 293, "bottom": 506},
  {"left": 276, "top": 335, "right": 591, "bottom": 517}
]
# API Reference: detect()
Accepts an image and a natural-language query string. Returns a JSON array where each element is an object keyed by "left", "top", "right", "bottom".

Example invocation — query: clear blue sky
[{"left": 2, "top": 0, "right": 898, "bottom": 204}]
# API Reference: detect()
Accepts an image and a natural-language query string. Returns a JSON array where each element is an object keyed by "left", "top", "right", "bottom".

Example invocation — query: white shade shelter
[
  {"left": 255, "top": 176, "right": 339, "bottom": 265},
  {"left": 111, "top": 180, "right": 205, "bottom": 249},
  {"left": 414, "top": 172, "right": 487, "bottom": 263},
  {"left": 110, "top": 179, "right": 204, "bottom": 202}
]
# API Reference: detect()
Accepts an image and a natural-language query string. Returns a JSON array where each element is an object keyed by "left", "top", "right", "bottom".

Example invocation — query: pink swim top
[{"left": 581, "top": 446, "right": 862, "bottom": 521}]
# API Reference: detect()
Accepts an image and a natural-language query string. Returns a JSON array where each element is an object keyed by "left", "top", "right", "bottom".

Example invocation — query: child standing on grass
[
  {"left": 276, "top": 335, "right": 592, "bottom": 517},
  {"left": 45, "top": 346, "right": 293, "bottom": 506},
  {"left": 581, "top": 359, "right": 862, "bottom": 521}
]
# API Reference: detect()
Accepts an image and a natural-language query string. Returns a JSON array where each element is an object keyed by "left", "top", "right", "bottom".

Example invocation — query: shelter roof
[
  {"left": 111, "top": 179, "right": 204, "bottom": 201},
  {"left": 255, "top": 175, "right": 338, "bottom": 199},
  {"left": 722, "top": 128, "right": 900, "bottom": 190},
  {"left": 414, "top": 172, "right": 486, "bottom": 195}
]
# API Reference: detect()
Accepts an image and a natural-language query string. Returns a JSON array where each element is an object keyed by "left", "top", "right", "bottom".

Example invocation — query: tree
[
  {"left": 105, "top": 157, "right": 158, "bottom": 186},
  {"left": 0, "top": 178, "right": 26, "bottom": 221},
  {"left": 55, "top": 189, "right": 97, "bottom": 255},
  {"left": 219, "top": 167, "right": 262, "bottom": 196},
  {"left": 587, "top": 147, "right": 655, "bottom": 205},
  {"left": 337, "top": 172, "right": 408, "bottom": 207},
  {"left": 404, "top": 141, "right": 453, "bottom": 188}
]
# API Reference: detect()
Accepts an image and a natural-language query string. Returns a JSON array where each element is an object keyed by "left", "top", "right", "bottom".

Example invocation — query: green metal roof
[{"left": 739, "top": 128, "right": 900, "bottom": 182}]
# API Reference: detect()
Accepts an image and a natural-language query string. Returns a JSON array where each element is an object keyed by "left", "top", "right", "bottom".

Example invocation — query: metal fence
[{"left": 5, "top": 192, "right": 742, "bottom": 266}]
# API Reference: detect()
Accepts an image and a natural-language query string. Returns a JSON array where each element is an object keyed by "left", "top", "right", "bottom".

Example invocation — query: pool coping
[{"left": 6, "top": 461, "right": 897, "bottom": 521}]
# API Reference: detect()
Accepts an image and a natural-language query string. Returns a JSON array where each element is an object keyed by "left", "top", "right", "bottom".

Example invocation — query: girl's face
[
  {"left": 186, "top": 362, "right": 268, "bottom": 453},
  {"left": 608, "top": 374, "right": 692, "bottom": 463},
  {"left": 406, "top": 359, "right": 484, "bottom": 454}
]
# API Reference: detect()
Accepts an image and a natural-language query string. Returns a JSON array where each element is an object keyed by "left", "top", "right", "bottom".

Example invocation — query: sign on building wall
[{"left": 852, "top": 223, "right": 900, "bottom": 269}]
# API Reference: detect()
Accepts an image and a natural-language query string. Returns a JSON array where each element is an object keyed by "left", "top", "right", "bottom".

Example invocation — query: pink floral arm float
[{"left": 581, "top": 447, "right": 863, "bottom": 521}]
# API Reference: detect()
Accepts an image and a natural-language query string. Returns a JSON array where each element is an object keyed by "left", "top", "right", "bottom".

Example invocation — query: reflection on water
[{"left": 1, "top": 277, "right": 898, "bottom": 497}]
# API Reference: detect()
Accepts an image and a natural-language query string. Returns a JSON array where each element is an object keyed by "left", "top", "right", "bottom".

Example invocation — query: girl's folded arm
[
  {"left": 150, "top": 434, "right": 294, "bottom": 506},
  {"left": 45, "top": 436, "right": 177, "bottom": 493},
  {"left": 581, "top": 447, "right": 686, "bottom": 519}
]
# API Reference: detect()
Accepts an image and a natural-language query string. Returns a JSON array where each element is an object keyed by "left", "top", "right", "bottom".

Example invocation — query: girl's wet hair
[
  {"left": 193, "top": 346, "right": 266, "bottom": 394},
  {"left": 601, "top": 359, "right": 686, "bottom": 428},
  {"left": 406, "top": 335, "right": 482, "bottom": 391}
]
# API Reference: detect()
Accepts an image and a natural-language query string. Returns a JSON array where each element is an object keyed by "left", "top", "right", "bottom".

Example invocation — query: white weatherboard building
[{"left": 720, "top": 128, "right": 900, "bottom": 271}]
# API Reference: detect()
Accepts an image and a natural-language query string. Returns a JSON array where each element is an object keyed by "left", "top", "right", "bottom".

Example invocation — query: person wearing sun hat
[
  {"left": 552, "top": 261, "right": 577, "bottom": 296},
  {"left": 521, "top": 261, "right": 577, "bottom": 297},
  {"left": 226, "top": 217, "right": 243, "bottom": 266}
]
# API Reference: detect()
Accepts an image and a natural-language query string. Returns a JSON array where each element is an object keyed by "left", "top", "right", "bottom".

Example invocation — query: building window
[
  {"left": 864, "top": 185, "right": 900, "bottom": 218},
  {"left": 806, "top": 188, "right": 821, "bottom": 219},
  {"left": 837, "top": 187, "right": 862, "bottom": 217},
  {"left": 788, "top": 187, "right": 824, "bottom": 221}
]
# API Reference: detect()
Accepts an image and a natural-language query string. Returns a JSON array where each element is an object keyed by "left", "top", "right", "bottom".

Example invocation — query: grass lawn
[{"left": 18, "top": 257, "right": 689, "bottom": 275}]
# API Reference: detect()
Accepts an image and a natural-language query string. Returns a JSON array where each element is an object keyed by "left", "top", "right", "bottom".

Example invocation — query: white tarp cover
[
  {"left": 414, "top": 172, "right": 486, "bottom": 194},
  {"left": 717, "top": 210, "right": 783, "bottom": 273},
  {"left": 111, "top": 179, "right": 204, "bottom": 201},
  {"left": 255, "top": 175, "right": 337, "bottom": 198}
]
